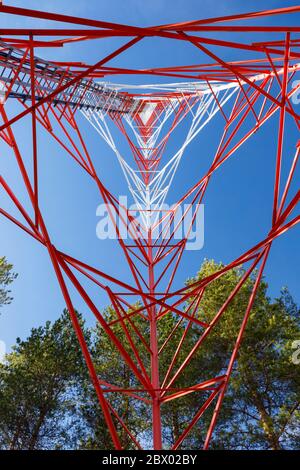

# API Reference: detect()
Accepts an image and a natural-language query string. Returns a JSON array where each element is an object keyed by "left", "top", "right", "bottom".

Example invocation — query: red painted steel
[{"left": 0, "top": 4, "right": 299, "bottom": 450}]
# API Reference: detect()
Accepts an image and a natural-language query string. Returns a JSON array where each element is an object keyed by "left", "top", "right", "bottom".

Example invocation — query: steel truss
[{"left": 0, "top": 4, "right": 300, "bottom": 450}]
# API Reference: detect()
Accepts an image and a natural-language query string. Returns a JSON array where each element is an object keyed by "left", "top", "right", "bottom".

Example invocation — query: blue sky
[{"left": 0, "top": 0, "right": 300, "bottom": 351}]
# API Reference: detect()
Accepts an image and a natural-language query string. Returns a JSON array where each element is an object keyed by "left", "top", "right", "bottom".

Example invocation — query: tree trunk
[
  {"left": 172, "top": 408, "right": 180, "bottom": 445},
  {"left": 9, "top": 421, "right": 22, "bottom": 450},
  {"left": 28, "top": 407, "right": 48, "bottom": 450},
  {"left": 253, "top": 395, "right": 281, "bottom": 450}
]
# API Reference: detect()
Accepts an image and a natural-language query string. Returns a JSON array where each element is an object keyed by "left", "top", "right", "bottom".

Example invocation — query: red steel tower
[{"left": 0, "top": 4, "right": 299, "bottom": 449}]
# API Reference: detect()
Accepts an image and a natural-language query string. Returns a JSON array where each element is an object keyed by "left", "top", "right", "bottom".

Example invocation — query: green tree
[
  {"left": 1, "top": 259, "right": 299, "bottom": 450},
  {"left": 0, "top": 256, "right": 17, "bottom": 308},
  {"left": 77, "top": 261, "right": 300, "bottom": 450},
  {"left": 213, "top": 287, "right": 300, "bottom": 450},
  {"left": 0, "top": 310, "right": 88, "bottom": 449},
  {"left": 175, "top": 260, "right": 300, "bottom": 450}
]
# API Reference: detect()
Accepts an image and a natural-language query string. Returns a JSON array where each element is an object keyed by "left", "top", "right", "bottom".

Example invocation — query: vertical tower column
[{"left": 148, "top": 229, "right": 162, "bottom": 450}]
